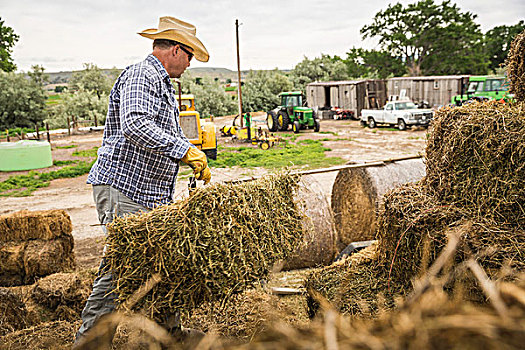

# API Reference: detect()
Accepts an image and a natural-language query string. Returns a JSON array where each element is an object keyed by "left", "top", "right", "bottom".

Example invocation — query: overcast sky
[{"left": 2, "top": 0, "right": 524, "bottom": 73}]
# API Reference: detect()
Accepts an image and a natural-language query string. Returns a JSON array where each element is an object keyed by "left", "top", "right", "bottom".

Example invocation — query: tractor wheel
[
  {"left": 368, "top": 117, "right": 376, "bottom": 128},
  {"left": 314, "top": 119, "right": 321, "bottom": 132},
  {"left": 267, "top": 111, "right": 278, "bottom": 132},
  {"left": 259, "top": 141, "right": 270, "bottom": 150},
  {"left": 293, "top": 121, "right": 301, "bottom": 134},
  {"left": 397, "top": 119, "right": 407, "bottom": 131},
  {"left": 277, "top": 110, "right": 290, "bottom": 131}
]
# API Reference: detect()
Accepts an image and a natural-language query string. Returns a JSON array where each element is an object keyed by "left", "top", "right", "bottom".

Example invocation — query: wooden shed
[
  {"left": 306, "top": 80, "right": 387, "bottom": 119},
  {"left": 387, "top": 75, "right": 469, "bottom": 108}
]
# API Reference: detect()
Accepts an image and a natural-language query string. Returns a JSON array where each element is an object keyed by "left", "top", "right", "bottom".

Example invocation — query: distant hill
[{"left": 45, "top": 67, "right": 291, "bottom": 84}]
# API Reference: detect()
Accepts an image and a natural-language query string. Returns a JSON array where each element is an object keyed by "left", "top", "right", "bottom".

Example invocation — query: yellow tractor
[
  {"left": 220, "top": 113, "right": 279, "bottom": 150},
  {"left": 178, "top": 94, "right": 218, "bottom": 160}
]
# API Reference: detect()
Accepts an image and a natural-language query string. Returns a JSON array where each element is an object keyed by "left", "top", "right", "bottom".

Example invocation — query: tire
[
  {"left": 277, "top": 110, "right": 290, "bottom": 131},
  {"left": 267, "top": 111, "right": 278, "bottom": 132},
  {"left": 293, "top": 121, "right": 301, "bottom": 134},
  {"left": 397, "top": 119, "right": 407, "bottom": 131},
  {"left": 314, "top": 119, "right": 321, "bottom": 132},
  {"left": 203, "top": 148, "right": 217, "bottom": 161},
  {"left": 259, "top": 141, "right": 270, "bottom": 150},
  {"left": 368, "top": 117, "right": 376, "bottom": 128}
]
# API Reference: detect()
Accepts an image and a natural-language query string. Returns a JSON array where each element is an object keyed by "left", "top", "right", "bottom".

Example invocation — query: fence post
[
  {"left": 46, "top": 123, "right": 51, "bottom": 143},
  {"left": 5, "top": 129, "right": 9, "bottom": 142},
  {"left": 35, "top": 123, "right": 40, "bottom": 140},
  {"left": 94, "top": 115, "right": 98, "bottom": 127},
  {"left": 67, "top": 117, "right": 71, "bottom": 136}
]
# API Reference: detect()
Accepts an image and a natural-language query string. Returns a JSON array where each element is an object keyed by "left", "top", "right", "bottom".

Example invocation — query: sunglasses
[{"left": 178, "top": 45, "right": 194, "bottom": 61}]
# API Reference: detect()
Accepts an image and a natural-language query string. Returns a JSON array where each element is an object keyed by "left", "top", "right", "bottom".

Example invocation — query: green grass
[
  {"left": 46, "top": 94, "right": 63, "bottom": 106},
  {"left": 55, "top": 145, "right": 78, "bottom": 149},
  {"left": 53, "top": 160, "right": 77, "bottom": 166},
  {"left": 73, "top": 147, "right": 99, "bottom": 157},
  {"left": 0, "top": 160, "right": 95, "bottom": 197},
  {"left": 209, "top": 139, "right": 344, "bottom": 170},
  {"left": 319, "top": 131, "right": 338, "bottom": 135},
  {"left": 0, "top": 127, "right": 36, "bottom": 138}
]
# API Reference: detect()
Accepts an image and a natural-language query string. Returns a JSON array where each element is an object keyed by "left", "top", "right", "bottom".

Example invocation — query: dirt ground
[{"left": 0, "top": 115, "right": 427, "bottom": 270}]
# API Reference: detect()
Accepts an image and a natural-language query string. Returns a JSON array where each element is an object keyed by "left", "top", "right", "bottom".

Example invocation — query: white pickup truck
[{"left": 360, "top": 101, "right": 433, "bottom": 130}]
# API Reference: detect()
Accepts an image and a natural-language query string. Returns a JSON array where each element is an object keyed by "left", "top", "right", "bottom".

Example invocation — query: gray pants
[{"left": 75, "top": 185, "right": 148, "bottom": 341}]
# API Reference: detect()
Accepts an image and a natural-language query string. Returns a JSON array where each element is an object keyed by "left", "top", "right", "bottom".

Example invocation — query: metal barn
[
  {"left": 387, "top": 75, "right": 469, "bottom": 108},
  {"left": 306, "top": 80, "right": 387, "bottom": 119}
]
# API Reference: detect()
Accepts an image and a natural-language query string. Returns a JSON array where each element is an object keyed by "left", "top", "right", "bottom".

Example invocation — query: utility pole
[{"left": 235, "top": 19, "right": 243, "bottom": 127}]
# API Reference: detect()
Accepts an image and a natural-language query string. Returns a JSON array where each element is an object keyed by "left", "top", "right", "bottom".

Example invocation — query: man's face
[{"left": 167, "top": 44, "right": 193, "bottom": 78}]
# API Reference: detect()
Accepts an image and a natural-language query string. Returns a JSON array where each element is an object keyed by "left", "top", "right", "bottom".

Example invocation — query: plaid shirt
[{"left": 88, "top": 54, "right": 191, "bottom": 208}]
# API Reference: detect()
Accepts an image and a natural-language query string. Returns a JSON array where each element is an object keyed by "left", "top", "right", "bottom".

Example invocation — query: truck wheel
[
  {"left": 267, "top": 111, "right": 278, "bottom": 132},
  {"left": 314, "top": 119, "right": 321, "bottom": 132},
  {"left": 293, "top": 121, "right": 301, "bottom": 134},
  {"left": 277, "top": 111, "right": 290, "bottom": 131},
  {"left": 397, "top": 119, "right": 407, "bottom": 131},
  {"left": 368, "top": 117, "right": 376, "bottom": 128},
  {"left": 259, "top": 141, "right": 270, "bottom": 150}
]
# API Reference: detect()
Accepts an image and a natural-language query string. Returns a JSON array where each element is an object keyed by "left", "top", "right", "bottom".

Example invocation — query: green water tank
[{"left": 0, "top": 140, "right": 53, "bottom": 171}]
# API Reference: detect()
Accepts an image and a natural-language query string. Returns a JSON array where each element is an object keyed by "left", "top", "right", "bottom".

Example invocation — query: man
[{"left": 75, "top": 16, "right": 211, "bottom": 341}]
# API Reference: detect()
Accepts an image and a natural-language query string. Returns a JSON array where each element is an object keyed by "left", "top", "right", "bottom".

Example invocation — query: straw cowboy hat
[{"left": 138, "top": 16, "right": 209, "bottom": 62}]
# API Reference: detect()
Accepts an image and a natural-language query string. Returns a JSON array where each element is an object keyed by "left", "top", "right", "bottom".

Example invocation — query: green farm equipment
[
  {"left": 451, "top": 76, "right": 514, "bottom": 105},
  {"left": 267, "top": 91, "right": 320, "bottom": 133}
]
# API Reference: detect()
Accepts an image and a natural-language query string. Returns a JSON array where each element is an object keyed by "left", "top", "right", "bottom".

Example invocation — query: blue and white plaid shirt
[{"left": 87, "top": 54, "right": 191, "bottom": 208}]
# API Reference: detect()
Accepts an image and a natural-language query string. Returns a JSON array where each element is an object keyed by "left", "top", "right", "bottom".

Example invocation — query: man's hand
[{"left": 181, "top": 147, "right": 212, "bottom": 184}]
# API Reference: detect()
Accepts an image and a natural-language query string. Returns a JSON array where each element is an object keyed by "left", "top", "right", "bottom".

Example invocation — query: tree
[
  {"left": 0, "top": 17, "right": 19, "bottom": 72},
  {"left": 361, "top": 0, "right": 488, "bottom": 76},
  {"left": 289, "top": 54, "right": 349, "bottom": 91},
  {"left": 345, "top": 48, "right": 407, "bottom": 79},
  {"left": 180, "top": 73, "right": 237, "bottom": 117},
  {"left": 28, "top": 64, "right": 49, "bottom": 87},
  {"left": 242, "top": 69, "right": 293, "bottom": 112},
  {"left": 484, "top": 21, "right": 525, "bottom": 72},
  {"left": 0, "top": 71, "right": 47, "bottom": 129},
  {"left": 69, "top": 63, "right": 113, "bottom": 98},
  {"left": 47, "top": 89, "right": 108, "bottom": 129}
]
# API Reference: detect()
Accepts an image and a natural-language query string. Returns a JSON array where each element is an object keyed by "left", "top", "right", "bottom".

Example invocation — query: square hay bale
[
  {"left": 23, "top": 237, "right": 76, "bottom": 285},
  {"left": 0, "top": 242, "right": 27, "bottom": 286},
  {"left": 305, "top": 242, "right": 402, "bottom": 318},
  {"left": 0, "top": 210, "right": 72, "bottom": 243},
  {"left": 0, "top": 288, "right": 34, "bottom": 336},
  {"left": 31, "top": 272, "right": 91, "bottom": 313},
  {"left": 425, "top": 101, "right": 525, "bottom": 229},
  {"left": 106, "top": 174, "right": 304, "bottom": 322}
]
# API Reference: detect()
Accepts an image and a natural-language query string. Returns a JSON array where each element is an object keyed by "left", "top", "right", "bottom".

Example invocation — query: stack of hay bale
[
  {"left": 0, "top": 210, "right": 76, "bottom": 286},
  {"left": 307, "top": 30, "right": 525, "bottom": 316}
]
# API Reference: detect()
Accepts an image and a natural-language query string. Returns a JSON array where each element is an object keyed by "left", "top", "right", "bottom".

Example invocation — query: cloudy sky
[{"left": 2, "top": 0, "right": 524, "bottom": 73}]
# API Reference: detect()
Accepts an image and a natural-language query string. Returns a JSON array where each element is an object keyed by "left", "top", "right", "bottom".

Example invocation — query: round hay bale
[
  {"left": 0, "top": 242, "right": 27, "bottom": 286},
  {"left": 23, "top": 237, "right": 76, "bottom": 285},
  {"left": 284, "top": 175, "right": 338, "bottom": 270},
  {"left": 425, "top": 102, "right": 525, "bottom": 229},
  {"left": 506, "top": 29, "right": 525, "bottom": 102},
  {"left": 331, "top": 158, "right": 425, "bottom": 249},
  {"left": 0, "top": 288, "right": 33, "bottom": 336},
  {"left": 0, "top": 210, "right": 72, "bottom": 243}
]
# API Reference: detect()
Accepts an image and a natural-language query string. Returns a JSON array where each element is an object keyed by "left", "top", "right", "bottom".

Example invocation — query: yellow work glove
[
  {"left": 196, "top": 166, "right": 211, "bottom": 185},
  {"left": 181, "top": 147, "right": 212, "bottom": 184}
]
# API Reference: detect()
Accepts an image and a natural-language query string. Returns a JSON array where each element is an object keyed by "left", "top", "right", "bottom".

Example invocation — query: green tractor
[{"left": 267, "top": 91, "right": 320, "bottom": 133}]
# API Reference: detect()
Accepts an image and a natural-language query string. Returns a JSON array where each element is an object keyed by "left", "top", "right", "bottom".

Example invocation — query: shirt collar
[{"left": 146, "top": 54, "right": 173, "bottom": 86}]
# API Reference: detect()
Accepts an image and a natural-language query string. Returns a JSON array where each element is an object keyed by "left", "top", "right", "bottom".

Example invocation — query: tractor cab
[{"left": 267, "top": 91, "right": 320, "bottom": 133}]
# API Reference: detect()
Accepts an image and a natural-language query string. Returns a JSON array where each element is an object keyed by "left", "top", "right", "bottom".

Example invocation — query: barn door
[{"left": 330, "top": 87, "right": 339, "bottom": 107}]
